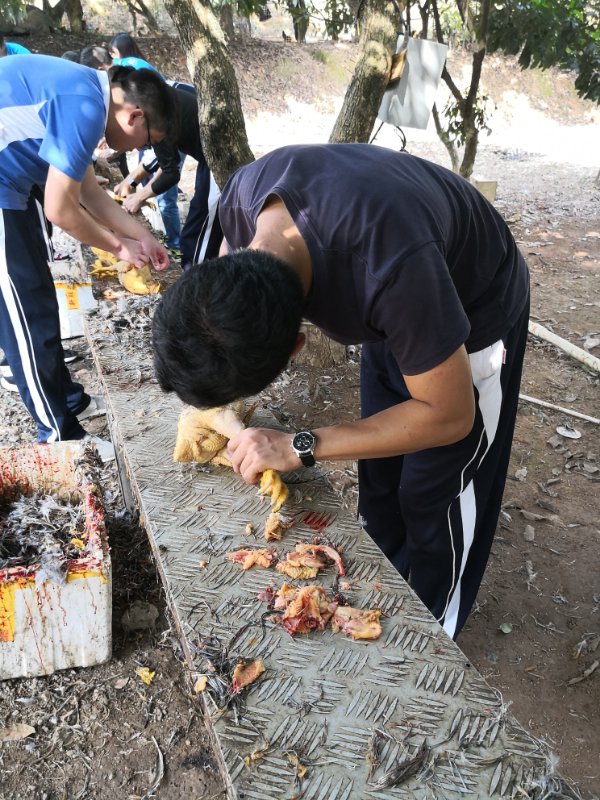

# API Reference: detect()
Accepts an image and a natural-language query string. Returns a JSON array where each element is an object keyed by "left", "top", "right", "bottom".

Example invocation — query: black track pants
[
  {"left": 0, "top": 192, "right": 88, "bottom": 443},
  {"left": 357, "top": 300, "right": 529, "bottom": 638}
]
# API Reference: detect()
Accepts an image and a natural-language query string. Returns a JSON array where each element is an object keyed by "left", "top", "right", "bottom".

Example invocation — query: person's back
[
  {"left": 0, "top": 55, "right": 106, "bottom": 209},
  {"left": 218, "top": 144, "right": 528, "bottom": 371},
  {"left": 0, "top": 36, "right": 32, "bottom": 56},
  {"left": 113, "top": 54, "right": 161, "bottom": 74}
]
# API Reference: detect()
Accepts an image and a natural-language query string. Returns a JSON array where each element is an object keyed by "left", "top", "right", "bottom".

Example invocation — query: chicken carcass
[
  {"left": 331, "top": 606, "right": 382, "bottom": 641},
  {"left": 227, "top": 548, "right": 275, "bottom": 570}
]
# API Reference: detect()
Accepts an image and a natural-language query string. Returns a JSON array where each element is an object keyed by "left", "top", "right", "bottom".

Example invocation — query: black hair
[
  {"left": 109, "top": 65, "right": 180, "bottom": 142},
  {"left": 109, "top": 32, "right": 144, "bottom": 59},
  {"left": 61, "top": 49, "right": 81, "bottom": 62},
  {"left": 152, "top": 251, "right": 305, "bottom": 408},
  {"left": 79, "top": 44, "right": 111, "bottom": 69}
]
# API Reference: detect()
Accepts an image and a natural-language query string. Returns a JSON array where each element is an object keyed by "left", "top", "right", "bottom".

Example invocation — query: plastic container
[
  {"left": 0, "top": 443, "right": 111, "bottom": 680},
  {"left": 50, "top": 259, "right": 97, "bottom": 340}
]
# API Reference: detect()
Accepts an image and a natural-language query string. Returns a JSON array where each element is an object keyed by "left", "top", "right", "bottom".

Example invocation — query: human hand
[
  {"left": 228, "top": 428, "right": 298, "bottom": 484},
  {"left": 113, "top": 179, "right": 135, "bottom": 198},
  {"left": 122, "top": 194, "right": 144, "bottom": 214},
  {"left": 115, "top": 237, "right": 149, "bottom": 268},
  {"left": 139, "top": 232, "right": 169, "bottom": 271}
]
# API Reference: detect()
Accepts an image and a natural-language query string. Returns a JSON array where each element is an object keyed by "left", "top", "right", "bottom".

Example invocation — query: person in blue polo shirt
[
  {"left": 0, "top": 36, "right": 32, "bottom": 56},
  {"left": 0, "top": 55, "right": 177, "bottom": 456}
]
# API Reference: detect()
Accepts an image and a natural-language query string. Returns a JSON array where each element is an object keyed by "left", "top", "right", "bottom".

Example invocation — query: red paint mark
[{"left": 302, "top": 511, "right": 335, "bottom": 533}]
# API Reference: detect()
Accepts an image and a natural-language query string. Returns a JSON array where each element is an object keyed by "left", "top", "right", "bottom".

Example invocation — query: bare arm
[
  {"left": 45, "top": 165, "right": 169, "bottom": 270},
  {"left": 113, "top": 162, "right": 152, "bottom": 198},
  {"left": 228, "top": 346, "right": 476, "bottom": 483},
  {"left": 120, "top": 169, "right": 163, "bottom": 214}
]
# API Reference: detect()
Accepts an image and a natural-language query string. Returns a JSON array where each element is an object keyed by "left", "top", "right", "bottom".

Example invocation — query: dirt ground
[{"left": 0, "top": 23, "right": 599, "bottom": 800}]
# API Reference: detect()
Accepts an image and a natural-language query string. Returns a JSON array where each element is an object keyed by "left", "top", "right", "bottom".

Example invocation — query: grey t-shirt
[{"left": 218, "top": 144, "right": 529, "bottom": 375}]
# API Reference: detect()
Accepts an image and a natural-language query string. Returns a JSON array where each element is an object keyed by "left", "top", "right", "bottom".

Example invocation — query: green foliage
[
  {"left": 322, "top": 0, "right": 354, "bottom": 40},
  {"left": 488, "top": 0, "right": 600, "bottom": 103},
  {"left": 437, "top": 1, "right": 472, "bottom": 47},
  {"left": 0, "top": 0, "right": 25, "bottom": 26},
  {"left": 442, "top": 92, "right": 496, "bottom": 146},
  {"left": 311, "top": 48, "right": 329, "bottom": 63},
  {"left": 272, "top": 0, "right": 355, "bottom": 41}
]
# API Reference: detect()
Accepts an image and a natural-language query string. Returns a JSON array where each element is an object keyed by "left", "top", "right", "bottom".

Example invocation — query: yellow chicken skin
[
  {"left": 258, "top": 469, "right": 288, "bottom": 513},
  {"left": 118, "top": 262, "right": 161, "bottom": 295},
  {"left": 173, "top": 402, "right": 245, "bottom": 465}
]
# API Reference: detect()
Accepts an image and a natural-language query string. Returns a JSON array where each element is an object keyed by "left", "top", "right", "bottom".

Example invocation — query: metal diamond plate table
[{"left": 86, "top": 299, "right": 564, "bottom": 800}]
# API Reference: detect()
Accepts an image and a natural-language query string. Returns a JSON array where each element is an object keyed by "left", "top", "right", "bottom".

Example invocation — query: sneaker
[
  {"left": 62, "top": 348, "right": 80, "bottom": 365},
  {"left": 0, "top": 349, "right": 80, "bottom": 378},
  {"left": 77, "top": 395, "right": 106, "bottom": 422},
  {"left": 82, "top": 434, "right": 115, "bottom": 463}
]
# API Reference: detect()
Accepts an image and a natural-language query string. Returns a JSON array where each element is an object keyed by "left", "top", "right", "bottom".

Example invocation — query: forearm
[
  {"left": 46, "top": 195, "right": 124, "bottom": 253},
  {"left": 313, "top": 399, "right": 473, "bottom": 463},
  {"left": 80, "top": 179, "right": 153, "bottom": 243}
]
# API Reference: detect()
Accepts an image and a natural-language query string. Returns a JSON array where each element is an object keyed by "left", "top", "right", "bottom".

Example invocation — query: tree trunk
[
  {"left": 219, "top": 4, "right": 234, "bottom": 42},
  {"left": 287, "top": 0, "right": 309, "bottom": 44},
  {"left": 431, "top": 103, "right": 459, "bottom": 172},
  {"left": 64, "top": 0, "right": 84, "bottom": 33},
  {"left": 42, "top": 0, "right": 65, "bottom": 26},
  {"left": 328, "top": 0, "right": 399, "bottom": 143},
  {"left": 293, "top": 323, "right": 347, "bottom": 367},
  {"left": 164, "top": 0, "right": 255, "bottom": 189},
  {"left": 430, "top": 0, "right": 490, "bottom": 178},
  {"left": 125, "top": 0, "right": 161, "bottom": 36}
]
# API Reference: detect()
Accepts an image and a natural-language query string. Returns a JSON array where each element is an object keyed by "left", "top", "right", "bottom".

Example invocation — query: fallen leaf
[
  {"left": 523, "top": 524, "right": 535, "bottom": 541},
  {"left": 287, "top": 752, "right": 308, "bottom": 779},
  {"left": 0, "top": 723, "right": 36, "bottom": 742},
  {"left": 136, "top": 666, "right": 156, "bottom": 685},
  {"left": 498, "top": 622, "right": 513, "bottom": 634},
  {"left": 198, "top": 560, "right": 208, "bottom": 569},
  {"left": 114, "top": 677, "right": 129, "bottom": 690},
  {"left": 193, "top": 675, "right": 208, "bottom": 693},
  {"left": 567, "top": 660, "right": 598, "bottom": 686}
]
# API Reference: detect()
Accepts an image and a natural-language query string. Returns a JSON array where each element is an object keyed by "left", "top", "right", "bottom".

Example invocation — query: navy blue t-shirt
[{"left": 218, "top": 144, "right": 529, "bottom": 376}]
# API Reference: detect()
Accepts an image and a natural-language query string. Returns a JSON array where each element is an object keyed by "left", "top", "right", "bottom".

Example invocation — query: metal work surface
[{"left": 86, "top": 299, "right": 561, "bottom": 800}]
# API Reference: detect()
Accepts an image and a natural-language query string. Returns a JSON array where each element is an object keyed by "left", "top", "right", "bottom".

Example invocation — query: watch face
[{"left": 293, "top": 431, "right": 315, "bottom": 454}]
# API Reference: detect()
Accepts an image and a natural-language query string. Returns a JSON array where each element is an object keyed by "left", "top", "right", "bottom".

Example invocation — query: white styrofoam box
[
  {"left": 0, "top": 442, "right": 111, "bottom": 680},
  {"left": 141, "top": 201, "right": 166, "bottom": 235},
  {"left": 50, "top": 259, "right": 97, "bottom": 340},
  {"left": 54, "top": 281, "right": 96, "bottom": 340}
]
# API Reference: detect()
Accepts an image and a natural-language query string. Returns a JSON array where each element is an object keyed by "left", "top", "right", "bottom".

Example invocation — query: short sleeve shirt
[
  {"left": 112, "top": 56, "right": 163, "bottom": 78},
  {"left": 5, "top": 42, "right": 32, "bottom": 55},
  {"left": 218, "top": 144, "right": 530, "bottom": 375},
  {"left": 0, "top": 55, "right": 109, "bottom": 210}
]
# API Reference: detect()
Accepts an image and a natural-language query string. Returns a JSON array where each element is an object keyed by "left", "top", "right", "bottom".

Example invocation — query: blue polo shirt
[
  {"left": 5, "top": 42, "right": 32, "bottom": 55},
  {"left": 0, "top": 55, "right": 109, "bottom": 210},
  {"left": 113, "top": 56, "right": 163, "bottom": 78}
]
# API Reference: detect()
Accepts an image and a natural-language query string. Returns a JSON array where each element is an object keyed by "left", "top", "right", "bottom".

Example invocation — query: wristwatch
[
  {"left": 127, "top": 175, "right": 138, "bottom": 188},
  {"left": 291, "top": 430, "right": 317, "bottom": 467}
]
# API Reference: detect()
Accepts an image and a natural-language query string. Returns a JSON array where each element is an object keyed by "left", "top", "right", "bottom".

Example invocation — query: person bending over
[
  {"left": 0, "top": 56, "right": 177, "bottom": 449},
  {"left": 152, "top": 144, "right": 530, "bottom": 639}
]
